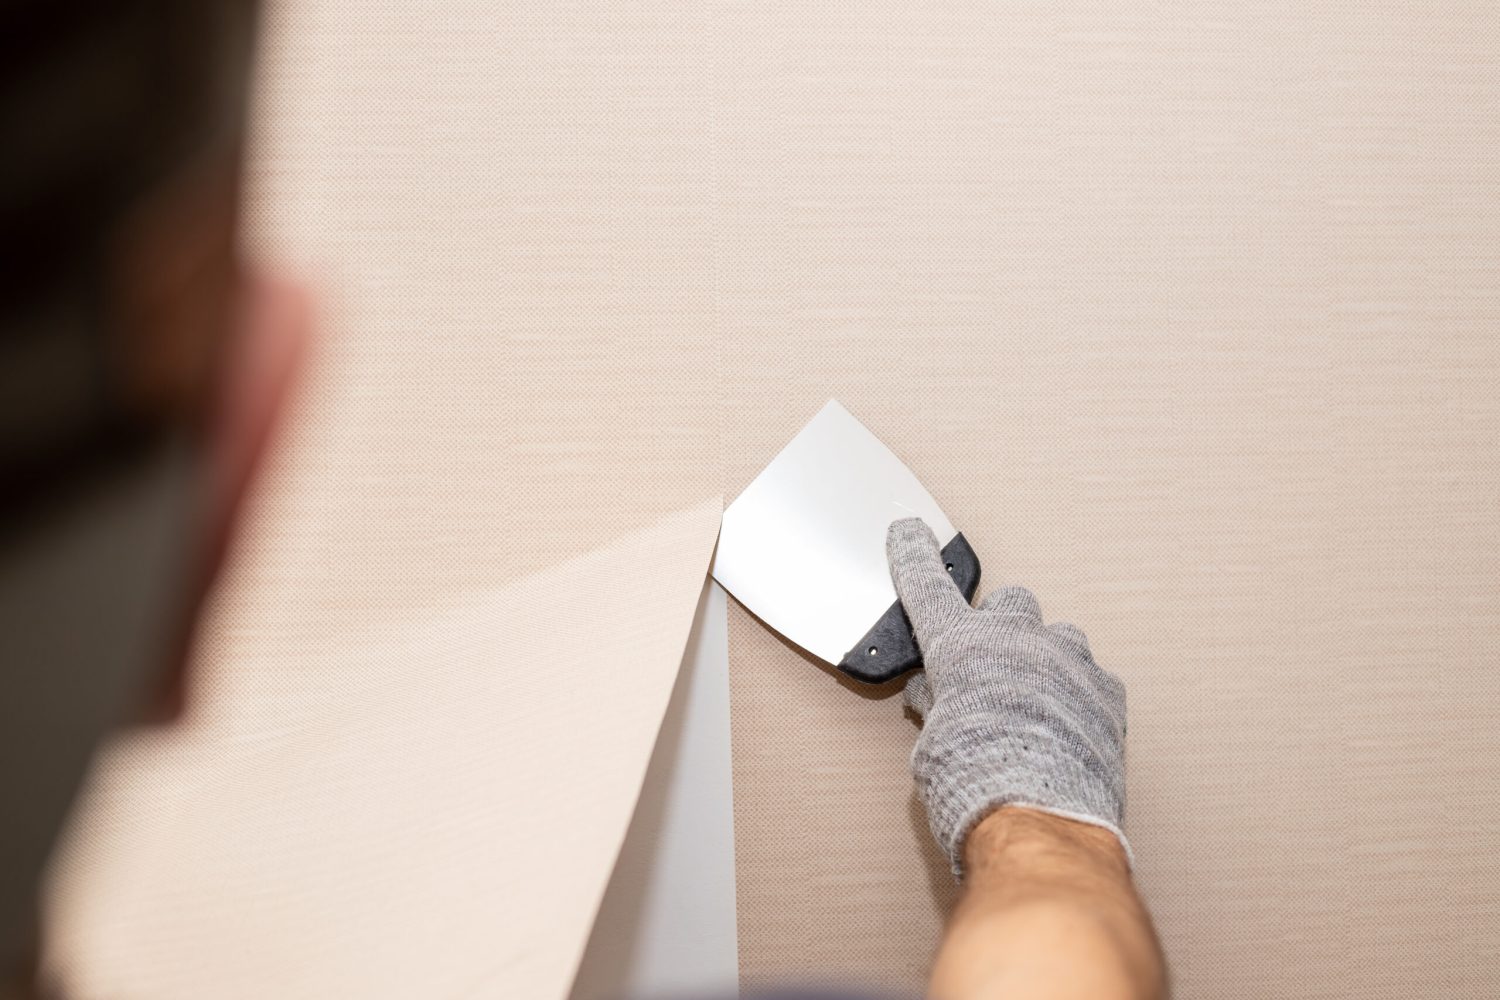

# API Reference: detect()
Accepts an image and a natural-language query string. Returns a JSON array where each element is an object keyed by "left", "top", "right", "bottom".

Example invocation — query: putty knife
[{"left": 711, "top": 400, "right": 980, "bottom": 683}]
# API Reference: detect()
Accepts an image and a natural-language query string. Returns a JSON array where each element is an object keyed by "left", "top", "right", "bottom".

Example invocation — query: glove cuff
[{"left": 915, "top": 735, "right": 1126, "bottom": 878}]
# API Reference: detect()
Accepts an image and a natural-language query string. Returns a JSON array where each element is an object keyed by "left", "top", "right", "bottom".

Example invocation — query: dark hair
[{"left": 0, "top": 1, "right": 257, "bottom": 520}]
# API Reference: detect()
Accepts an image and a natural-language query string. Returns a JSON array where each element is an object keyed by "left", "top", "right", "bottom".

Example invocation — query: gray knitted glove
[{"left": 888, "top": 518, "right": 1129, "bottom": 876}]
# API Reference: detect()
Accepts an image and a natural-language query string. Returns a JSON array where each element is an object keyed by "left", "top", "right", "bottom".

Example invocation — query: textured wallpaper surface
[
  {"left": 46, "top": 502, "right": 722, "bottom": 1000},
  {"left": 46, "top": 3, "right": 726, "bottom": 998},
  {"left": 47, "top": 2, "right": 1500, "bottom": 998},
  {"left": 712, "top": 5, "right": 1500, "bottom": 996}
]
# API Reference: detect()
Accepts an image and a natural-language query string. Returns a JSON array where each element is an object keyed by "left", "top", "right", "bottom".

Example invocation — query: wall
[{"left": 51, "top": 3, "right": 1500, "bottom": 997}]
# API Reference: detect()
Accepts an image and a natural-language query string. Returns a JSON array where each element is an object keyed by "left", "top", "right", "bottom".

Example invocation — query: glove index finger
[{"left": 886, "top": 517, "right": 970, "bottom": 648}]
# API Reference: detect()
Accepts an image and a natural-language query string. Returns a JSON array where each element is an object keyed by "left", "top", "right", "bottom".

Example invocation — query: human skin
[
  {"left": 1, "top": 153, "right": 310, "bottom": 993},
  {"left": 928, "top": 807, "right": 1167, "bottom": 1000}
]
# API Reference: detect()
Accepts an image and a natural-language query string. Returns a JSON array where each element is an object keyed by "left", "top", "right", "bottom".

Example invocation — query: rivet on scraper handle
[{"left": 837, "top": 533, "right": 981, "bottom": 683}]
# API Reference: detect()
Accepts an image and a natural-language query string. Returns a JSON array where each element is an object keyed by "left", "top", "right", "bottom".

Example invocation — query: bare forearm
[
  {"left": 883, "top": 522, "right": 1160, "bottom": 997},
  {"left": 929, "top": 808, "right": 1165, "bottom": 1000}
]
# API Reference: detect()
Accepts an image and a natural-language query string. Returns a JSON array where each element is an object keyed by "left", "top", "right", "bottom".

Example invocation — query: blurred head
[{"left": 0, "top": 2, "right": 308, "bottom": 981}]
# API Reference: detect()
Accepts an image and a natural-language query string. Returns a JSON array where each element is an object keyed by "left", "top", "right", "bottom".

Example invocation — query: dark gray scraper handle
[{"left": 836, "top": 533, "right": 981, "bottom": 684}]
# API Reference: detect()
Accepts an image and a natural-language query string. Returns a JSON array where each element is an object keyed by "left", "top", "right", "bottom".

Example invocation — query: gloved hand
[{"left": 888, "top": 518, "right": 1129, "bottom": 876}]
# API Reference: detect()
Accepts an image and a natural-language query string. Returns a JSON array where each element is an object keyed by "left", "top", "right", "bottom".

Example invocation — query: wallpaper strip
[
  {"left": 569, "top": 582, "right": 740, "bottom": 1000},
  {"left": 712, "top": 4, "right": 1500, "bottom": 997},
  {"left": 44, "top": 498, "right": 722, "bottom": 1000},
  {"left": 46, "top": 1, "right": 726, "bottom": 997}
]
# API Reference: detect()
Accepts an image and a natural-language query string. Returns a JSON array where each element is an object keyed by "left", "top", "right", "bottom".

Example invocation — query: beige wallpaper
[
  {"left": 47, "top": 2, "right": 1500, "bottom": 998},
  {"left": 45, "top": 501, "right": 722, "bottom": 1000},
  {"left": 715, "top": 5, "right": 1500, "bottom": 997},
  {"left": 47, "top": 2, "right": 727, "bottom": 998}
]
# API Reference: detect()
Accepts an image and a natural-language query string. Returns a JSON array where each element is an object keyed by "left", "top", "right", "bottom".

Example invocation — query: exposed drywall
[{"left": 570, "top": 582, "right": 740, "bottom": 1000}]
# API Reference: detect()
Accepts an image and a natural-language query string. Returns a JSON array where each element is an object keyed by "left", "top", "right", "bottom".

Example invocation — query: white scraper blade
[{"left": 711, "top": 400, "right": 957, "bottom": 665}]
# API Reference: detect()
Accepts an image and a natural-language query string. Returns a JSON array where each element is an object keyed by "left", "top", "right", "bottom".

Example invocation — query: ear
[{"left": 141, "top": 270, "right": 312, "bottom": 723}]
